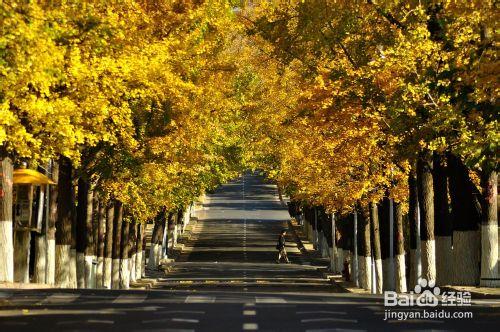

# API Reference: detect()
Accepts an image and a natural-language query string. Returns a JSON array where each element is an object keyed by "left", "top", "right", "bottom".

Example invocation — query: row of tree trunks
[{"left": 1, "top": 153, "right": 150, "bottom": 289}]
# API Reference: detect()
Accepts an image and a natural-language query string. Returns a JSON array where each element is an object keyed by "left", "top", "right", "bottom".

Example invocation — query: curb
[{"left": 440, "top": 286, "right": 500, "bottom": 300}]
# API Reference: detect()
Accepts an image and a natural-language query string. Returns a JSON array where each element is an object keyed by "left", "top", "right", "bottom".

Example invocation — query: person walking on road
[{"left": 276, "top": 230, "right": 290, "bottom": 263}]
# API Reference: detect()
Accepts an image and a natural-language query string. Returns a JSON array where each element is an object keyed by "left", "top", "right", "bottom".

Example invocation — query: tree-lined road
[{"left": 1, "top": 173, "right": 498, "bottom": 331}]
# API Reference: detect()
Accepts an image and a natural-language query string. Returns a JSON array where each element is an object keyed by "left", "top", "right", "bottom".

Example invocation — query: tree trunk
[
  {"left": 408, "top": 169, "right": 420, "bottom": 290},
  {"left": 358, "top": 204, "right": 371, "bottom": 291},
  {"left": 84, "top": 185, "right": 94, "bottom": 288},
  {"left": 103, "top": 201, "right": 114, "bottom": 289},
  {"left": 433, "top": 152, "right": 452, "bottom": 285},
  {"left": 417, "top": 151, "right": 436, "bottom": 285},
  {"left": 96, "top": 199, "right": 106, "bottom": 288},
  {"left": 111, "top": 201, "right": 123, "bottom": 289},
  {"left": 370, "top": 202, "right": 383, "bottom": 294},
  {"left": 480, "top": 169, "right": 498, "bottom": 286},
  {"left": 76, "top": 178, "right": 88, "bottom": 288},
  {"left": 70, "top": 180, "right": 77, "bottom": 288},
  {"left": 448, "top": 153, "right": 481, "bottom": 285},
  {"left": 336, "top": 216, "right": 344, "bottom": 274},
  {"left": 141, "top": 223, "right": 147, "bottom": 277},
  {"left": 129, "top": 222, "right": 137, "bottom": 283},
  {"left": 120, "top": 216, "right": 130, "bottom": 289},
  {"left": 394, "top": 202, "right": 407, "bottom": 292},
  {"left": 55, "top": 156, "right": 73, "bottom": 288},
  {"left": 148, "top": 210, "right": 165, "bottom": 269},
  {"left": 13, "top": 183, "right": 33, "bottom": 283},
  {"left": 46, "top": 160, "right": 58, "bottom": 285},
  {"left": 0, "top": 157, "right": 14, "bottom": 282},
  {"left": 135, "top": 223, "right": 144, "bottom": 280},
  {"left": 379, "top": 197, "right": 394, "bottom": 290},
  {"left": 13, "top": 230, "right": 31, "bottom": 283}
]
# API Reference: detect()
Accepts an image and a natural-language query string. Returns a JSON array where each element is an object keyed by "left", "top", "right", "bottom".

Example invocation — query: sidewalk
[
  {"left": 287, "top": 215, "right": 499, "bottom": 299},
  {"left": 0, "top": 282, "right": 53, "bottom": 289},
  {"left": 286, "top": 217, "right": 369, "bottom": 294},
  {"left": 130, "top": 216, "right": 199, "bottom": 290}
]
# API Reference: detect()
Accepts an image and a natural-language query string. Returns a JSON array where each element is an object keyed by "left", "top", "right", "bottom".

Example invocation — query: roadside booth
[{"left": 12, "top": 168, "right": 55, "bottom": 283}]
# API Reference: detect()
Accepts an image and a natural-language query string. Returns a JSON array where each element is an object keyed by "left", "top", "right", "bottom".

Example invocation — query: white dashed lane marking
[
  {"left": 243, "top": 323, "right": 259, "bottom": 330},
  {"left": 172, "top": 318, "right": 199, "bottom": 323},
  {"left": 112, "top": 294, "right": 147, "bottom": 304},
  {"left": 255, "top": 297, "right": 286, "bottom": 304},
  {"left": 185, "top": 295, "right": 215, "bottom": 303},
  {"left": 243, "top": 310, "right": 256, "bottom": 316},
  {"left": 41, "top": 293, "right": 80, "bottom": 304}
]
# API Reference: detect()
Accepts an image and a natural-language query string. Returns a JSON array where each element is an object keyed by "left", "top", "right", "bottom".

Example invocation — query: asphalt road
[{"left": 1, "top": 172, "right": 499, "bottom": 331}]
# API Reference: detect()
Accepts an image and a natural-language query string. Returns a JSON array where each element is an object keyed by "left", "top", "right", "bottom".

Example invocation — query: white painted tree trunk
[
  {"left": 421, "top": 239, "right": 436, "bottom": 285},
  {"left": 148, "top": 243, "right": 159, "bottom": 269},
  {"left": 395, "top": 254, "right": 407, "bottom": 293},
  {"left": 409, "top": 249, "right": 419, "bottom": 290},
  {"left": 0, "top": 219, "right": 14, "bottom": 282},
  {"left": 103, "top": 257, "right": 112, "bottom": 289},
  {"left": 120, "top": 258, "right": 130, "bottom": 289},
  {"left": 112, "top": 258, "right": 120, "bottom": 289},
  {"left": 480, "top": 224, "right": 499, "bottom": 287},
  {"left": 13, "top": 231, "right": 31, "bottom": 283},
  {"left": 69, "top": 248, "right": 77, "bottom": 288},
  {"left": 84, "top": 255, "right": 94, "bottom": 288},
  {"left": 337, "top": 248, "right": 344, "bottom": 274},
  {"left": 45, "top": 239, "right": 55, "bottom": 285},
  {"left": 34, "top": 233, "right": 47, "bottom": 284},
  {"left": 375, "top": 258, "right": 383, "bottom": 294},
  {"left": 358, "top": 255, "right": 372, "bottom": 290},
  {"left": 55, "top": 244, "right": 71, "bottom": 288},
  {"left": 141, "top": 249, "right": 146, "bottom": 277},
  {"left": 0, "top": 158, "right": 14, "bottom": 283},
  {"left": 76, "top": 252, "right": 85, "bottom": 288},
  {"left": 320, "top": 234, "right": 329, "bottom": 258},
  {"left": 96, "top": 256, "right": 104, "bottom": 288},
  {"left": 135, "top": 251, "right": 142, "bottom": 280},
  {"left": 452, "top": 230, "right": 480, "bottom": 285},
  {"left": 480, "top": 170, "right": 498, "bottom": 287},
  {"left": 130, "top": 253, "right": 137, "bottom": 282},
  {"left": 435, "top": 236, "right": 452, "bottom": 285}
]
